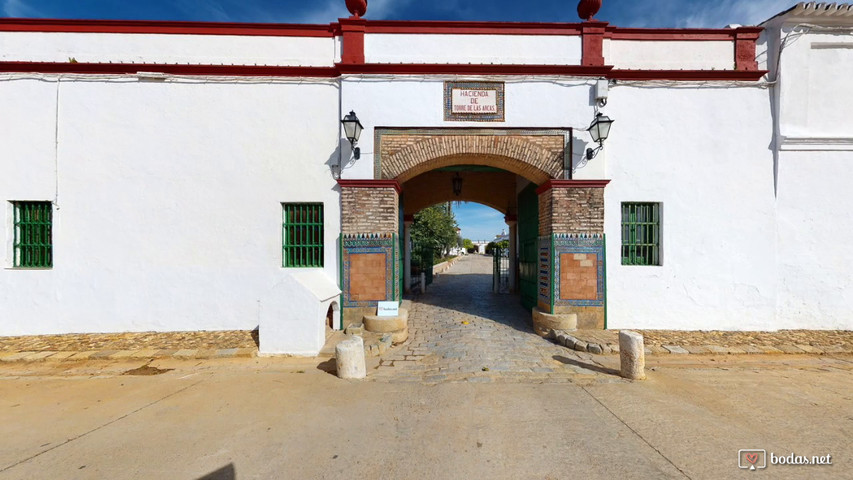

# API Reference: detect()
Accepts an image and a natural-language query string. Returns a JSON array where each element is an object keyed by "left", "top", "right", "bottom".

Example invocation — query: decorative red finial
[
  {"left": 346, "top": 0, "right": 368, "bottom": 18},
  {"left": 577, "top": 0, "right": 602, "bottom": 21}
]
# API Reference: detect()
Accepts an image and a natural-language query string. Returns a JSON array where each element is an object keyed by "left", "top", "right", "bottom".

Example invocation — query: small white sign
[
  {"left": 451, "top": 88, "right": 498, "bottom": 114},
  {"left": 377, "top": 301, "right": 399, "bottom": 317}
]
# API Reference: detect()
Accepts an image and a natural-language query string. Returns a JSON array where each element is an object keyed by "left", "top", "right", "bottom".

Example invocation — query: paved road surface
[{"left": 373, "top": 255, "right": 610, "bottom": 384}]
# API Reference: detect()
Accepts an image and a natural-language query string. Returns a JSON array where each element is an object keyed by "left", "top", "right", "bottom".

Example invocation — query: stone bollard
[
  {"left": 335, "top": 336, "right": 366, "bottom": 380},
  {"left": 619, "top": 330, "right": 646, "bottom": 380},
  {"left": 420, "top": 272, "right": 426, "bottom": 293}
]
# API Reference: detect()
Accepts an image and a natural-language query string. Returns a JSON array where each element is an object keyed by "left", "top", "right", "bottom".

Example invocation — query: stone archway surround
[
  {"left": 374, "top": 128, "right": 573, "bottom": 184},
  {"left": 338, "top": 128, "right": 611, "bottom": 331}
]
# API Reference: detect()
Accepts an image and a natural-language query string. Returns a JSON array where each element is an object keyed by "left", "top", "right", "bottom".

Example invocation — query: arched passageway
[{"left": 338, "top": 128, "right": 610, "bottom": 333}]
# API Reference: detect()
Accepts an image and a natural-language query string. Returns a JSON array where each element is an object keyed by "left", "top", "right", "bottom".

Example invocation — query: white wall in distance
[
  {"left": 0, "top": 32, "right": 337, "bottom": 66},
  {"left": 365, "top": 34, "right": 582, "bottom": 65},
  {"left": 0, "top": 78, "right": 341, "bottom": 341},
  {"left": 604, "top": 85, "right": 779, "bottom": 331}
]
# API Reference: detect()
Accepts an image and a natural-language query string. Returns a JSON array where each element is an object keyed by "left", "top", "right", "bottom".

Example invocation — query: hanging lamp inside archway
[{"left": 452, "top": 173, "right": 463, "bottom": 197}]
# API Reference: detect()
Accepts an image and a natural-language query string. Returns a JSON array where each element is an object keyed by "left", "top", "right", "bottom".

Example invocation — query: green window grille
[
  {"left": 282, "top": 203, "right": 324, "bottom": 268},
  {"left": 12, "top": 201, "right": 53, "bottom": 268},
  {"left": 621, "top": 202, "right": 661, "bottom": 266}
]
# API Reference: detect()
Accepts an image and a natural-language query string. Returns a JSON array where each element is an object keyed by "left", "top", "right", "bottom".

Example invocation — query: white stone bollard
[
  {"left": 335, "top": 336, "right": 366, "bottom": 380},
  {"left": 619, "top": 330, "right": 646, "bottom": 380}
]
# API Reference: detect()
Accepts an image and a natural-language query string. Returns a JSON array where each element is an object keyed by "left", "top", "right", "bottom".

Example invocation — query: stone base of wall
[
  {"left": 343, "top": 307, "right": 375, "bottom": 328},
  {"left": 532, "top": 308, "right": 578, "bottom": 337},
  {"left": 554, "top": 305, "right": 605, "bottom": 330}
]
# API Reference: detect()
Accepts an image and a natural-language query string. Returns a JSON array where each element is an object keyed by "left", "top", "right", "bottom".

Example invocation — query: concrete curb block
[{"left": 546, "top": 330, "right": 852, "bottom": 356}]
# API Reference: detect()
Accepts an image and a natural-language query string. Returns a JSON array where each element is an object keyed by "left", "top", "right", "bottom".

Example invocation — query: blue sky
[
  {"left": 2, "top": 0, "right": 797, "bottom": 27},
  {"left": 0, "top": 0, "right": 797, "bottom": 239}
]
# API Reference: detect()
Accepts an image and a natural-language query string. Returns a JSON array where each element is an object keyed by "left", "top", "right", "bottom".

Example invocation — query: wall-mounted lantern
[
  {"left": 585, "top": 112, "right": 615, "bottom": 160},
  {"left": 341, "top": 110, "right": 363, "bottom": 160},
  {"left": 452, "top": 173, "right": 463, "bottom": 197}
]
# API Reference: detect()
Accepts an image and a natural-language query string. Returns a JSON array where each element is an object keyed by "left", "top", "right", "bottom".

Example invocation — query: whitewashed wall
[
  {"left": 339, "top": 78, "right": 604, "bottom": 180},
  {"left": 0, "top": 77, "right": 341, "bottom": 341},
  {"left": 605, "top": 39, "right": 735, "bottom": 70},
  {"left": 365, "top": 34, "right": 582, "bottom": 65},
  {"left": 0, "top": 32, "right": 338, "bottom": 66},
  {"left": 768, "top": 19, "right": 853, "bottom": 329},
  {"left": 603, "top": 86, "right": 778, "bottom": 331}
]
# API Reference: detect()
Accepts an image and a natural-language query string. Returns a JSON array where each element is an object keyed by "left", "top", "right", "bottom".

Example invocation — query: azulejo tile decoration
[
  {"left": 538, "top": 236, "right": 552, "bottom": 310},
  {"left": 342, "top": 234, "right": 399, "bottom": 308},
  {"left": 443, "top": 81, "right": 506, "bottom": 122},
  {"left": 553, "top": 234, "right": 606, "bottom": 307}
]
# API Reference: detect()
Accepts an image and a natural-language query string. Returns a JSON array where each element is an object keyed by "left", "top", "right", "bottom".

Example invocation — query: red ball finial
[
  {"left": 577, "top": 0, "right": 602, "bottom": 21},
  {"left": 346, "top": 0, "right": 368, "bottom": 18}
]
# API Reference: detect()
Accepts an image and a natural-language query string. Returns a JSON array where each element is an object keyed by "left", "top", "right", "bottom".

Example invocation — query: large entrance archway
[{"left": 338, "top": 128, "right": 610, "bottom": 334}]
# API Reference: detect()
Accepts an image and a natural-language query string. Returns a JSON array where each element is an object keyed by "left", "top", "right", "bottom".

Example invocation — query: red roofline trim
[{"left": 0, "top": 17, "right": 761, "bottom": 41}]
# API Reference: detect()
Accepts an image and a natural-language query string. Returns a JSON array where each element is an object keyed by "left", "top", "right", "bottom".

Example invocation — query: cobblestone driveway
[{"left": 372, "top": 255, "right": 617, "bottom": 384}]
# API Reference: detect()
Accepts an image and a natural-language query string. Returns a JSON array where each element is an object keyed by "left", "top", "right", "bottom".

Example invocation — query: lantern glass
[
  {"left": 341, "top": 111, "right": 363, "bottom": 145},
  {"left": 588, "top": 113, "right": 614, "bottom": 144}
]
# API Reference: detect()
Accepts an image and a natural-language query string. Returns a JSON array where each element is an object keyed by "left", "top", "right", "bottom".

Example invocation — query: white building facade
[{"left": 1, "top": 2, "right": 851, "bottom": 354}]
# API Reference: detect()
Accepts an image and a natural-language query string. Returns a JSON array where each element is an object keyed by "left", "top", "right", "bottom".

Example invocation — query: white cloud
[
  {"left": 680, "top": 0, "right": 795, "bottom": 28},
  {"left": 290, "top": 0, "right": 417, "bottom": 23},
  {"left": 2, "top": 0, "right": 44, "bottom": 17}
]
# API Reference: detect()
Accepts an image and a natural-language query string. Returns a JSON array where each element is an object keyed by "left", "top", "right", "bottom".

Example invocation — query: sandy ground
[{"left": 0, "top": 353, "right": 850, "bottom": 480}]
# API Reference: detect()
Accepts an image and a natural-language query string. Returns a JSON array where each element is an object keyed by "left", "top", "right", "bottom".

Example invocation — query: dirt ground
[{"left": 0, "top": 353, "right": 850, "bottom": 480}]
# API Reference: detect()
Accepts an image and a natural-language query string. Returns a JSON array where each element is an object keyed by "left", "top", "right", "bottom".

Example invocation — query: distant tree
[
  {"left": 463, "top": 238, "right": 475, "bottom": 250},
  {"left": 412, "top": 204, "right": 459, "bottom": 262},
  {"left": 485, "top": 240, "right": 509, "bottom": 255}
]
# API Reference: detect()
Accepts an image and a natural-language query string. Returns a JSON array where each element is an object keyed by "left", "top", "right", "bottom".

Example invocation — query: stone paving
[{"left": 371, "top": 255, "right": 618, "bottom": 384}]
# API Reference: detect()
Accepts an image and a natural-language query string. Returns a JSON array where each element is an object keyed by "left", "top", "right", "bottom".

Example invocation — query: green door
[{"left": 518, "top": 183, "right": 539, "bottom": 311}]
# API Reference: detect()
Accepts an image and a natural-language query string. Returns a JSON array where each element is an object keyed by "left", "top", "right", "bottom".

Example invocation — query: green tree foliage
[
  {"left": 485, "top": 240, "right": 509, "bottom": 255},
  {"left": 412, "top": 204, "right": 459, "bottom": 262}
]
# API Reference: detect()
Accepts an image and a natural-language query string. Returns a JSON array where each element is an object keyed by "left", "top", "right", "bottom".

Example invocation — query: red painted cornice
[
  {"left": 609, "top": 69, "right": 768, "bottom": 81},
  {"left": 536, "top": 180, "right": 611, "bottom": 195},
  {"left": 336, "top": 63, "right": 614, "bottom": 76},
  {"left": 0, "top": 61, "right": 340, "bottom": 77},
  {"left": 0, "top": 17, "right": 336, "bottom": 37},
  {"left": 338, "top": 179, "right": 402, "bottom": 194},
  {"left": 606, "top": 26, "right": 763, "bottom": 41},
  {"left": 0, "top": 61, "right": 768, "bottom": 82},
  {"left": 0, "top": 18, "right": 762, "bottom": 41}
]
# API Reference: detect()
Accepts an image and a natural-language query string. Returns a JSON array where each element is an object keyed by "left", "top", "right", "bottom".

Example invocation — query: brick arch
[{"left": 380, "top": 134, "right": 566, "bottom": 184}]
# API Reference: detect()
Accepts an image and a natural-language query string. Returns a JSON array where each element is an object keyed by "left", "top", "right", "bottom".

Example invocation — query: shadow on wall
[
  {"left": 413, "top": 272, "right": 536, "bottom": 335},
  {"left": 571, "top": 135, "right": 592, "bottom": 174},
  {"left": 196, "top": 463, "right": 235, "bottom": 480}
]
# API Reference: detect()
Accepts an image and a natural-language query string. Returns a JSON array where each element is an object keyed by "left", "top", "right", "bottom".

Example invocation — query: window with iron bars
[
  {"left": 282, "top": 203, "right": 324, "bottom": 268},
  {"left": 12, "top": 201, "right": 53, "bottom": 268},
  {"left": 621, "top": 202, "right": 661, "bottom": 266}
]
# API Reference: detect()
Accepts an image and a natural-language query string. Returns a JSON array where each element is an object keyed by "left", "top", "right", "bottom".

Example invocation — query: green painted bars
[
  {"left": 283, "top": 203, "right": 324, "bottom": 268},
  {"left": 621, "top": 202, "right": 661, "bottom": 266},
  {"left": 13, "top": 201, "right": 53, "bottom": 268}
]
